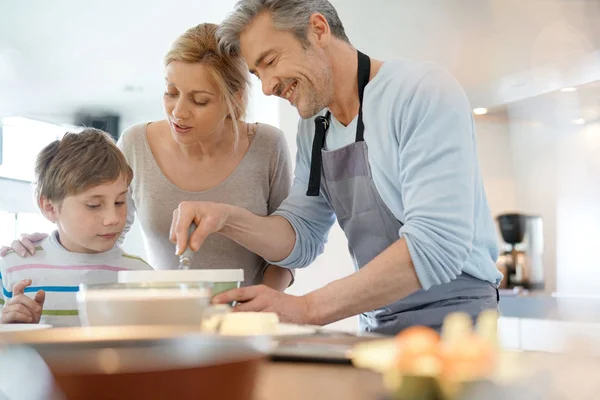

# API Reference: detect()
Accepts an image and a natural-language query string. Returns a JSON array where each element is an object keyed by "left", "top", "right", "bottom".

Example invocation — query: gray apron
[{"left": 306, "top": 50, "right": 498, "bottom": 335}]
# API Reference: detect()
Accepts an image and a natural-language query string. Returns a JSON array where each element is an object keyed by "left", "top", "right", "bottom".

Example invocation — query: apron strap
[
  {"left": 306, "top": 111, "right": 331, "bottom": 196},
  {"left": 306, "top": 50, "right": 371, "bottom": 197},
  {"left": 356, "top": 50, "right": 370, "bottom": 143}
]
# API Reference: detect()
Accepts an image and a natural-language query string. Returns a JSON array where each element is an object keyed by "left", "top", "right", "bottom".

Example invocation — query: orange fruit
[
  {"left": 395, "top": 326, "right": 442, "bottom": 375},
  {"left": 439, "top": 333, "right": 496, "bottom": 382}
]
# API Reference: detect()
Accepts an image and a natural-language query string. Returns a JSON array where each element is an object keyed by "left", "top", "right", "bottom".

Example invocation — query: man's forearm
[
  {"left": 303, "top": 238, "right": 422, "bottom": 326},
  {"left": 220, "top": 205, "right": 296, "bottom": 262}
]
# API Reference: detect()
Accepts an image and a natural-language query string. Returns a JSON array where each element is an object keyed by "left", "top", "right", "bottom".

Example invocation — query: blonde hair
[
  {"left": 165, "top": 23, "right": 250, "bottom": 147},
  {"left": 35, "top": 128, "right": 133, "bottom": 206}
]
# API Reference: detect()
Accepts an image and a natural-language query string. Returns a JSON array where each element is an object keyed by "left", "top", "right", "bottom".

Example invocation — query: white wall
[
  {"left": 504, "top": 92, "right": 600, "bottom": 296},
  {"left": 473, "top": 105, "right": 600, "bottom": 297},
  {"left": 474, "top": 120, "right": 518, "bottom": 225},
  {"left": 474, "top": 117, "right": 561, "bottom": 294},
  {"left": 506, "top": 107, "right": 559, "bottom": 294},
  {"left": 554, "top": 120, "right": 600, "bottom": 295}
]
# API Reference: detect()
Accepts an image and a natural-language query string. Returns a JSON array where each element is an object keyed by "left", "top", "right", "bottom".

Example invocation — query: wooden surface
[
  {"left": 257, "top": 362, "right": 386, "bottom": 400},
  {"left": 0, "top": 326, "right": 389, "bottom": 399},
  {"left": 258, "top": 352, "right": 600, "bottom": 400}
]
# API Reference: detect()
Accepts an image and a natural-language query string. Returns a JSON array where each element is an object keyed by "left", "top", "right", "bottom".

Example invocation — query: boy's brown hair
[{"left": 34, "top": 128, "right": 133, "bottom": 205}]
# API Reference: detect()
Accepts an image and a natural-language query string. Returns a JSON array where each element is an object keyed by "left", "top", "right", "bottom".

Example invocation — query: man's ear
[
  {"left": 308, "top": 12, "right": 331, "bottom": 48},
  {"left": 39, "top": 196, "right": 59, "bottom": 223}
]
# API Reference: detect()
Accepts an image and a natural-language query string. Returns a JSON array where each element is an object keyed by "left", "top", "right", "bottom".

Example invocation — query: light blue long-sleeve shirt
[{"left": 272, "top": 59, "right": 503, "bottom": 290}]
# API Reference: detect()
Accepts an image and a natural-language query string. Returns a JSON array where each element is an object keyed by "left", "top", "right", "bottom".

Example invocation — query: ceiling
[
  {"left": 0, "top": 0, "right": 239, "bottom": 123},
  {"left": 1, "top": 0, "right": 600, "bottom": 125},
  {"left": 475, "top": 79, "right": 600, "bottom": 127}
]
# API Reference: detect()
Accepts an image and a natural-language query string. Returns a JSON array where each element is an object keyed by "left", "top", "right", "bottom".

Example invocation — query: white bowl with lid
[{"left": 76, "top": 282, "right": 229, "bottom": 327}]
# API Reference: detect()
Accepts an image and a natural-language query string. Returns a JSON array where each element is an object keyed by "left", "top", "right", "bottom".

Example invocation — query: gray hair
[{"left": 217, "top": 0, "right": 350, "bottom": 55}]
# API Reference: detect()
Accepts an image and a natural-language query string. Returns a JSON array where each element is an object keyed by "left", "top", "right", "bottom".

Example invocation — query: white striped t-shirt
[{"left": 0, "top": 231, "right": 152, "bottom": 327}]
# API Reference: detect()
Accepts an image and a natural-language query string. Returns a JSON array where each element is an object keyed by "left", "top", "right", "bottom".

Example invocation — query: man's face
[{"left": 240, "top": 12, "right": 333, "bottom": 119}]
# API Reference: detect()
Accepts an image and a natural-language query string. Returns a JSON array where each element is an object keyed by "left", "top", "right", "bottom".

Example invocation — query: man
[{"left": 170, "top": 0, "right": 502, "bottom": 334}]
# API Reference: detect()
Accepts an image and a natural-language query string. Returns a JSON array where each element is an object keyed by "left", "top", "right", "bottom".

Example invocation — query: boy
[{"left": 0, "top": 128, "right": 152, "bottom": 327}]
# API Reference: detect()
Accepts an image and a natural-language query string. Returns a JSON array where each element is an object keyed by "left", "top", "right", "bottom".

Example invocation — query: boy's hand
[{"left": 1, "top": 279, "right": 45, "bottom": 324}]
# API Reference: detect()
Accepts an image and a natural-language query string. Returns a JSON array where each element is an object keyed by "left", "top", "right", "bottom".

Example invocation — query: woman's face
[{"left": 163, "top": 61, "right": 230, "bottom": 145}]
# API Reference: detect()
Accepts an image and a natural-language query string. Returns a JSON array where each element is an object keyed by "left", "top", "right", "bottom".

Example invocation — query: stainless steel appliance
[{"left": 496, "top": 213, "right": 544, "bottom": 290}]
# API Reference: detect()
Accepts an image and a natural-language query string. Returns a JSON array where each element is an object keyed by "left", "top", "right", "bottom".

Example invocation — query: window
[
  {"left": 15, "top": 212, "right": 55, "bottom": 238},
  {"left": 0, "top": 211, "right": 54, "bottom": 245},
  {"left": 0, "top": 117, "right": 81, "bottom": 182},
  {"left": 0, "top": 211, "right": 16, "bottom": 247},
  {"left": 0, "top": 117, "right": 79, "bottom": 245}
]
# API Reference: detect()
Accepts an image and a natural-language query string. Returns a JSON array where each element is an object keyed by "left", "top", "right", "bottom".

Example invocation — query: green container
[{"left": 210, "top": 281, "right": 241, "bottom": 296}]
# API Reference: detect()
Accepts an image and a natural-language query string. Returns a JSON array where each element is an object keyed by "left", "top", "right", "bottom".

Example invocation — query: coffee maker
[{"left": 496, "top": 213, "right": 544, "bottom": 290}]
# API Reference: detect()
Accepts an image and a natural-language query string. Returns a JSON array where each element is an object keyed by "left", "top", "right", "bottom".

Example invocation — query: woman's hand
[{"left": 0, "top": 233, "right": 48, "bottom": 257}]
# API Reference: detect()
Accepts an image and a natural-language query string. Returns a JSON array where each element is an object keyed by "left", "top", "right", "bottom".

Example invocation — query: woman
[{"left": 5, "top": 23, "right": 293, "bottom": 290}]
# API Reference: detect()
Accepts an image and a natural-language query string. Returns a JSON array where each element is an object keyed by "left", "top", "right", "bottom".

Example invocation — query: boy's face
[{"left": 42, "top": 176, "right": 128, "bottom": 254}]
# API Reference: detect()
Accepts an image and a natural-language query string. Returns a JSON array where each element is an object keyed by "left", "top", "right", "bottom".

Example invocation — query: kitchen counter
[
  {"left": 259, "top": 350, "right": 600, "bottom": 400},
  {"left": 260, "top": 350, "right": 600, "bottom": 400},
  {"left": 258, "top": 362, "right": 384, "bottom": 400},
  {"left": 2, "top": 326, "right": 600, "bottom": 400},
  {"left": 499, "top": 295, "right": 600, "bottom": 322},
  {"left": 498, "top": 294, "right": 600, "bottom": 355}
]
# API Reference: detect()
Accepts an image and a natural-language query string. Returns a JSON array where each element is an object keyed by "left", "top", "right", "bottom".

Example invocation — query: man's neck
[{"left": 327, "top": 42, "right": 384, "bottom": 126}]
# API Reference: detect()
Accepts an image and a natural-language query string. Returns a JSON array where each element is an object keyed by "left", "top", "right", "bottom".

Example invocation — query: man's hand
[
  {"left": 0, "top": 233, "right": 49, "bottom": 257},
  {"left": 1, "top": 279, "right": 45, "bottom": 324},
  {"left": 212, "top": 285, "right": 312, "bottom": 325},
  {"left": 170, "top": 201, "right": 232, "bottom": 256}
]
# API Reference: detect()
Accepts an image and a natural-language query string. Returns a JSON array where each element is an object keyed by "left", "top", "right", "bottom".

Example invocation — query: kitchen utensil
[{"left": 178, "top": 222, "right": 197, "bottom": 270}]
